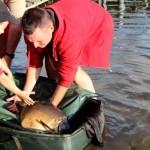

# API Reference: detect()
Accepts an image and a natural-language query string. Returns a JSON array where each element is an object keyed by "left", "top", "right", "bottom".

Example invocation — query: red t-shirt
[{"left": 26, "top": 0, "right": 114, "bottom": 87}]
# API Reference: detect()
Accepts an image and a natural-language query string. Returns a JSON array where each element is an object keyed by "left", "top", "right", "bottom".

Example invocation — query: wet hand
[
  {"left": 17, "top": 91, "right": 35, "bottom": 105},
  {"left": 6, "top": 91, "right": 35, "bottom": 106},
  {"left": 6, "top": 95, "right": 22, "bottom": 103},
  {"left": 6, "top": 95, "right": 22, "bottom": 113},
  {"left": 6, "top": 100, "right": 20, "bottom": 114}
]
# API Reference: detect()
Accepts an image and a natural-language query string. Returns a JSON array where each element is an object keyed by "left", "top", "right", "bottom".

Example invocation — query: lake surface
[{"left": 12, "top": 1, "right": 150, "bottom": 150}]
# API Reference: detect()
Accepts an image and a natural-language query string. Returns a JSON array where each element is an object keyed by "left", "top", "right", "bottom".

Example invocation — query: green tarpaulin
[{"left": 0, "top": 73, "right": 103, "bottom": 150}]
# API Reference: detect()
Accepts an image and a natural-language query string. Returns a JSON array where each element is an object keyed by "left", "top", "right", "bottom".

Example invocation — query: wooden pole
[{"left": 119, "top": 0, "right": 125, "bottom": 11}]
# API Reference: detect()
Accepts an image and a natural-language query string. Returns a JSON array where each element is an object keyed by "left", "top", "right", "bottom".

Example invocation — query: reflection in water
[{"left": 12, "top": 1, "right": 150, "bottom": 150}]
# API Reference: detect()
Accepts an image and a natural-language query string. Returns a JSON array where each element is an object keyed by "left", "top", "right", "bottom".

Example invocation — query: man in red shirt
[{"left": 17, "top": 0, "right": 114, "bottom": 107}]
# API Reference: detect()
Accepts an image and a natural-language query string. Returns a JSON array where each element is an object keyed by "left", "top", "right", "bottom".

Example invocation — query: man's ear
[
  {"left": 47, "top": 21, "right": 54, "bottom": 33},
  {"left": 49, "top": 20, "right": 54, "bottom": 32},
  {"left": 51, "top": 26, "right": 54, "bottom": 32},
  {"left": 50, "top": 24, "right": 54, "bottom": 32}
]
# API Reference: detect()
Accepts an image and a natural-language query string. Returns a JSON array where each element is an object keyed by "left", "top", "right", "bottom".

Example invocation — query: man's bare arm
[
  {"left": 23, "top": 67, "right": 42, "bottom": 92},
  {"left": 51, "top": 85, "right": 68, "bottom": 107},
  {"left": 0, "top": 72, "right": 34, "bottom": 105}
]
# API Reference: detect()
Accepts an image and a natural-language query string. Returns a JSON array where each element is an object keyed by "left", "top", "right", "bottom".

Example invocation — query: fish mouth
[{"left": 37, "top": 120, "right": 55, "bottom": 133}]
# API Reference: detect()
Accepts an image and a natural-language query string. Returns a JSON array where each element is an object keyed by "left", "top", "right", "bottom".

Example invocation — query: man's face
[
  {"left": 0, "top": 21, "right": 8, "bottom": 35},
  {"left": 25, "top": 25, "right": 54, "bottom": 48}
]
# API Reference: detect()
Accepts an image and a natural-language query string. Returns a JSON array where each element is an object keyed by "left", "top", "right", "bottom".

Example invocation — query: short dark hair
[{"left": 22, "top": 8, "right": 52, "bottom": 34}]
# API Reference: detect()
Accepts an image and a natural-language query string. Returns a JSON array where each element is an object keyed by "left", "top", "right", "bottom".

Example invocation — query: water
[
  {"left": 85, "top": 1, "right": 150, "bottom": 150},
  {"left": 12, "top": 1, "right": 150, "bottom": 150}
]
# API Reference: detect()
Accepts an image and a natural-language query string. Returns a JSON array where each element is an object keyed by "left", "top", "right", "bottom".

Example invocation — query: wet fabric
[
  {"left": 58, "top": 96, "right": 105, "bottom": 146},
  {"left": 83, "top": 110, "right": 105, "bottom": 146}
]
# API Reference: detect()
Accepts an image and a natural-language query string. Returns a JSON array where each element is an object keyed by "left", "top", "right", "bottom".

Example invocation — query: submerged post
[{"left": 119, "top": 0, "right": 125, "bottom": 11}]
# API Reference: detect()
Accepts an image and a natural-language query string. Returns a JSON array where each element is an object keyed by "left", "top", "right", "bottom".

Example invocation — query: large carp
[
  {"left": 20, "top": 101, "right": 66, "bottom": 133},
  {"left": 20, "top": 97, "right": 104, "bottom": 143}
]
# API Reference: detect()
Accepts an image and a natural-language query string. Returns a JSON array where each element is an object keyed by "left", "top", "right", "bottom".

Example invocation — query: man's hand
[
  {"left": 6, "top": 91, "right": 35, "bottom": 106},
  {"left": 17, "top": 91, "right": 35, "bottom": 105},
  {"left": 6, "top": 99, "right": 20, "bottom": 114},
  {"left": 6, "top": 95, "right": 24, "bottom": 113},
  {"left": 6, "top": 95, "right": 22, "bottom": 103}
]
